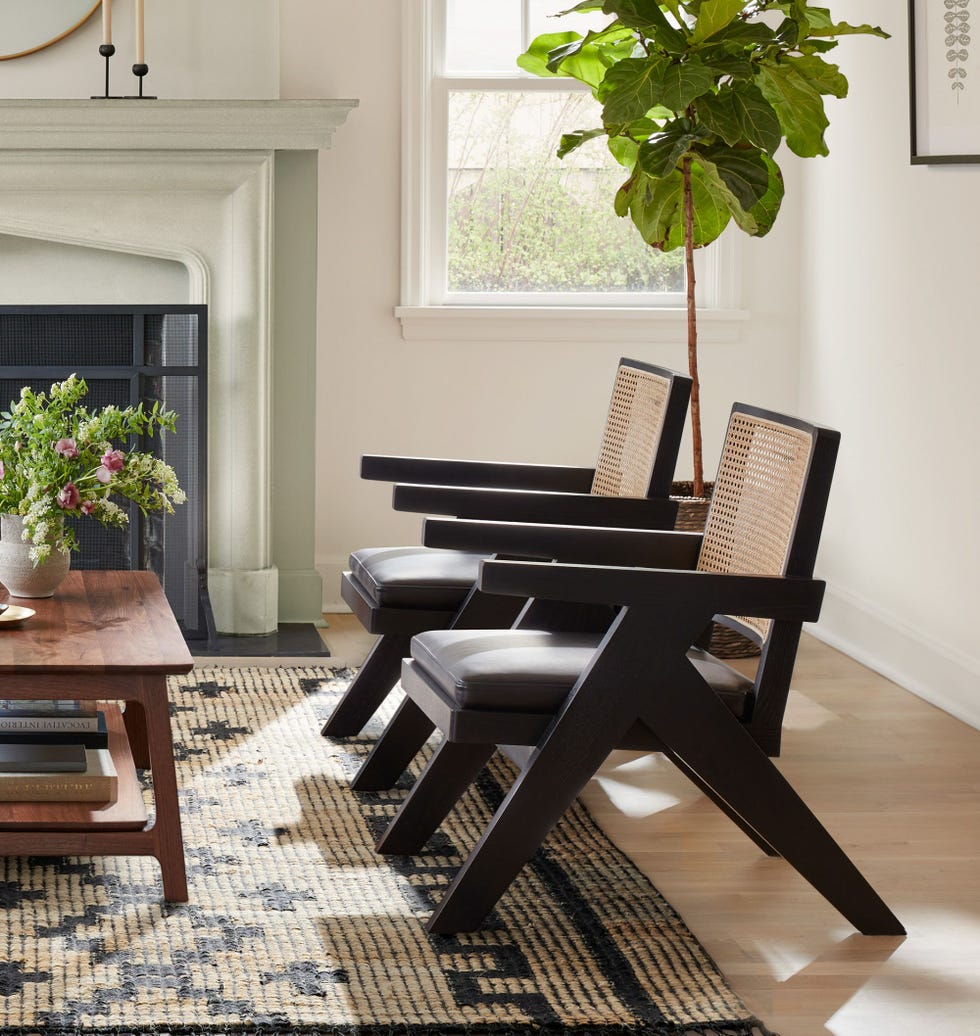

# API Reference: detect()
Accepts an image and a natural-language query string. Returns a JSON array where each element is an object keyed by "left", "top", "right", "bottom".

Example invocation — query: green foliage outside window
[{"left": 447, "top": 91, "right": 684, "bottom": 294}]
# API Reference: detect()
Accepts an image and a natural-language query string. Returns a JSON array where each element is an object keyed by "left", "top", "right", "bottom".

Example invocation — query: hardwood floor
[{"left": 321, "top": 613, "right": 980, "bottom": 1036}]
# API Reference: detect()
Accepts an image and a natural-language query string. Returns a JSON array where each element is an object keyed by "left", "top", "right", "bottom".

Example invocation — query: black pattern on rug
[{"left": 0, "top": 666, "right": 776, "bottom": 1036}]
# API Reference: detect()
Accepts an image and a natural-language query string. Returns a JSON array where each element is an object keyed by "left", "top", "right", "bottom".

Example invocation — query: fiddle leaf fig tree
[{"left": 519, "top": 0, "right": 888, "bottom": 497}]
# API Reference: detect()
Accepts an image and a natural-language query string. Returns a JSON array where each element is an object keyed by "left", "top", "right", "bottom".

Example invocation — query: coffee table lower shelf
[{"left": 0, "top": 703, "right": 147, "bottom": 832}]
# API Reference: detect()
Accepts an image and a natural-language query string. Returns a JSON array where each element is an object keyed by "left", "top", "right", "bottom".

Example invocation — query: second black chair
[{"left": 322, "top": 359, "right": 691, "bottom": 742}]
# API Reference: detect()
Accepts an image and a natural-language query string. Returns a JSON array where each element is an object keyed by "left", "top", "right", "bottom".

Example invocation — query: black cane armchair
[
  {"left": 322, "top": 359, "right": 691, "bottom": 740},
  {"left": 364, "top": 403, "right": 905, "bottom": 938}
]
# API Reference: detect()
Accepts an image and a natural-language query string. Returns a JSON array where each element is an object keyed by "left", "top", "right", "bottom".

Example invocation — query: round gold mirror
[{"left": 0, "top": 0, "right": 100, "bottom": 61}]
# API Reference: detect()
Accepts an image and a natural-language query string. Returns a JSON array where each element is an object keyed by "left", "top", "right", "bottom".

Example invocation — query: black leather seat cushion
[
  {"left": 411, "top": 629, "right": 755, "bottom": 718},
  {"left": 349, "top": 546, "right": 488, "bottom": 609}
]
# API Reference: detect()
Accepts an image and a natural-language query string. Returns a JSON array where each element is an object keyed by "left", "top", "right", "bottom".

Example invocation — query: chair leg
[
  {"left": 424, "top": 617, "right": 645, "bottom": 934},
  {"left": 638, "top": 671, "right": 906, "bottom": 937},
  {"left": 424, "top": 733, "right": 617, "bottom": 934},
  {"left": 321, "top": 633, "right": 410, "bottom": 737},
  {"left": 376, "top": 740, "right": 496, "bottom": 855},
  {"left": 350, "top": 697, "right": 436, "bottom": 791}
]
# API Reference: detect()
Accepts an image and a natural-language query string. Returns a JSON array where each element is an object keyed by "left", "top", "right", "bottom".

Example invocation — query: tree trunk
[{"left": 682, "top": 156, "right": 704, "bottom": 499}]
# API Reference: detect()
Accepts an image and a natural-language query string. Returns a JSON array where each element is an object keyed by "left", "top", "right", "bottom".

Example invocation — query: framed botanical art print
[{"left": 910, "top": 0, "right": 980, "bottom": 162}]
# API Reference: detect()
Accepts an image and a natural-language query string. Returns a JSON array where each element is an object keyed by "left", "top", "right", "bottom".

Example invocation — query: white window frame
[{"left": 396, "top": 0, "right": 748, "bottom": 342}]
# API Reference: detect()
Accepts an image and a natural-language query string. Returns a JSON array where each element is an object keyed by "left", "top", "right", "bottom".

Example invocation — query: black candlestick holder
[
  {"left": 91, "top": 43, "right": 120, "bottom": 99},
  {"left": 129, "top": 63, "right": 156, "bottom": 100}
]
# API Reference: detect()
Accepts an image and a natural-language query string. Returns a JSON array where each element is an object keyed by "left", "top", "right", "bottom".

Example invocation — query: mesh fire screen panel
[{"left": 0, "top": 306, "right": 208, "bottom": 638}]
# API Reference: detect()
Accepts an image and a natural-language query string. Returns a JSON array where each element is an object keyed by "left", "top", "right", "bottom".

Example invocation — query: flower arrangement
[{"left": 0, "top": 375, "right": 186, "bottom": 564}]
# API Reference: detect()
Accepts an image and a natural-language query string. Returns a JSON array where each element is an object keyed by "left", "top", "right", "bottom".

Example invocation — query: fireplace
[
  {"left": 0, "top": 99, "right": 357, "bottom": 634},
  {"left": 0, "top": 304, "right": 208, "bottom": 638}
]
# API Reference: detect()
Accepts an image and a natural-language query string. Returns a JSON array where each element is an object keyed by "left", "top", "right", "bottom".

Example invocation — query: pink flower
[
  {"left": 100, "top": 449, "right": 125, "bottom": 473},
  {"left": 95, "top": 466, "right": 112, "bottom": 484},
  {"left": 56, "top": 482, "right": 81, "bottom": 509},
  {"left": 0, "top": 461, "right": 4, "bottom": 480},
  {"left": 54, "top": 438, "right": 79, "bottom": 459},
  {"left": 80, "top": 500, "right": 96, "bottom": 515}
]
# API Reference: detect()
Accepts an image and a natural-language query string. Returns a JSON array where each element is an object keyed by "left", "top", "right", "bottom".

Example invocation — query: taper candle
[
  {"left": 135, "top": 0, "right": 145, "bottom": 65},
  {"left": 102, "top": 0, "right": 112, "bottom": 46}
]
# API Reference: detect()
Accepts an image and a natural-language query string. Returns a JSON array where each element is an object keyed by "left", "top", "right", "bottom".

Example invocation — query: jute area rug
[{"left": 1, "top": 666, "right": 775, "bottom": 1036}]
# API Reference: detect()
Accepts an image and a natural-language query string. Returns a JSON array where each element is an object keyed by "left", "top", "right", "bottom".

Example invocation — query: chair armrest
[
  {"left": 360, "top": 455, "right": 595, "bottom": 492},
  {"left": 478, "top": 560, "right": 825, "bottom": 622},
  {"left": 422, "top": 518, "right": 703, "bottom": 569},
  {"left": 392, "top": 484, "right": 678, "bottom": 529}
]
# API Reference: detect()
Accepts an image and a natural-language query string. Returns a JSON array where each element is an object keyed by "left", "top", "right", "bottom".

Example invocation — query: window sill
[{"left": 395, "top": 305, "right": 750, "bottom": 343}]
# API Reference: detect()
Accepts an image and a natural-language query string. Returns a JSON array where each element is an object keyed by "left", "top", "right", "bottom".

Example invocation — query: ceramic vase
[{"left": 0, "top": 513, "right": 71, "bottom": 598}]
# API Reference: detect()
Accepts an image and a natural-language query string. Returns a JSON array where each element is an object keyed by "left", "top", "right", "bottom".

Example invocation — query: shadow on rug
[{"left": 0, "top": 666, "right": 777, "bottom": 1036}]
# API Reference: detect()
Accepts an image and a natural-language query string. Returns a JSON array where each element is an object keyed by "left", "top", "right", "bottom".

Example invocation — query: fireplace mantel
[
  {"left": 0, "top": 99, "right": 358, "bottom": 635},
  {"left": 0, "top": 99, "right": 357, "bottom": 151}
]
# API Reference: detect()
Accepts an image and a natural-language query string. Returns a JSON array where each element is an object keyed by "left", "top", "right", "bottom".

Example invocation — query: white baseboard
[
  {"left": 809, "top": 582, "right": 980, "bottom": 732},
  {"left": 317, "top": 558, "right": 350, "bottom": 611}
]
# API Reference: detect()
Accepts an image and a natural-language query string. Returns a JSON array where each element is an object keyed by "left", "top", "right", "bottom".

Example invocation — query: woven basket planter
[{"left": 670, "top": 481, "right": 761, "bottom": 660}]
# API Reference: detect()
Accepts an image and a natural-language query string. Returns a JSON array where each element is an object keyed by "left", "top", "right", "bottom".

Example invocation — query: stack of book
[{"left": 0, "top": 699, "right": 118, "bottom": 803}]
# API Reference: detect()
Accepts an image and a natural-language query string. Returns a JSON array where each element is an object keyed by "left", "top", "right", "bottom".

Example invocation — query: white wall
[
  {"left": 278, "top": 1, "right": 805, "bottom": 609},
  {"left": 800, "top": 1, "right": 980, "bottom": 729}
]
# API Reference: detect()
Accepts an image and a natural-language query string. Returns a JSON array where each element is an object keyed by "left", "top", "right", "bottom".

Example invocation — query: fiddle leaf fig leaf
[
  {"left": 697, "top": 91, "right": 742, "bottom": 146},
  {"left": 601, "top": 0, "right": 688, "bottom": 52},
  {"left": 693, "top": 157, "right": 759, "bottom": 233},
  {"left": 600, "top": 57, "right": 670, "bottom": 124},
  {"left": 558, "top": 127, "right": 608, "bottom": 157},
  {"left": 745, "top": 153, "right": 785, "bottom": 236},
  {"left": 703, "top": 20, "right": 776, "bottom": 45},
  {"left": 659, "top": 58, "right": 716, "bottom": 110},
  {"left": 698, "top": 144, "right": 771, "bottom": 213},
  {"left": 774, "top": 16, "right": 802, "bottom": 47},
  {"left": 757, "top": 62, "right": 830, "bottom": 157},
  {"left": 696, "top": 47, "right": 755, "bottom": 79},
  {"left": 517, "top": 32, "right": 581, "bottom": 77},
  {"left": 546, "top": 35, "right": 593, "bottom": 71},
  {"left": 545, "top": 25, "right": 636, "bottom": 83},
  {"left": 799, "top": 38, "right": 840, "bottom": 54},
  {"left": 609, "top": 134, "right": 640, "bottom": 167},
  {"left": 804, "top": 7, "right": 890, "bottom": 39},
  {"left": 783, "top": 53, "right": 848, "bottom": 98},
  {"left": 637, "top": 122, "right": 698, "bottom": 177},
  {"left": 730, "top": 83, "right": 783, "bottom": 153},
  {"left": 691, "top": 0, "right": 747, "bottom": 44},
  {"left": 614, "top": 173, "right": 637, "bottom": 218}
]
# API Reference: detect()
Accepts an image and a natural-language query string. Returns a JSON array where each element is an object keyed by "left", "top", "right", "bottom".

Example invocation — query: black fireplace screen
[{"left": 0, "top": 305, "right": 209, "bottom": 639}]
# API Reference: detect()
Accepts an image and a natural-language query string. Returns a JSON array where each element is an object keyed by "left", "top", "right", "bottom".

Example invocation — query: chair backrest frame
[{"left": 699, "top": 403, "right": 840, "bottom": 754}]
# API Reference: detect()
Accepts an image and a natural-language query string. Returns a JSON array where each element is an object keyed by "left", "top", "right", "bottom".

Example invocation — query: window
[{"left": 397, "top": 0, "right": 744, "bottom": 340}]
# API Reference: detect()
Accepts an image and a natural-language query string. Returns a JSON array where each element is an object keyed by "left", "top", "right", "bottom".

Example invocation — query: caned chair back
[
  {"left": 697, "top": 406, "right": 835, "bottom": 642},
  {"left": 590, "top": 360, "right": 690, "bottom": 500}
]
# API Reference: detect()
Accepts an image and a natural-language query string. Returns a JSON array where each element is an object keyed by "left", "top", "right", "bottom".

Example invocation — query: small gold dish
[{"left": 0, "top": 605, "right": 36, "bottom": 626}]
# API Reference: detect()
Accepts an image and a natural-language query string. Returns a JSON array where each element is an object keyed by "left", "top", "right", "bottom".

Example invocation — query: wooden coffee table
[{"left": 0, "top": 570, "right": 194, "bottom": 900}]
